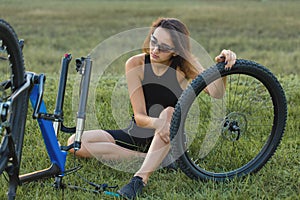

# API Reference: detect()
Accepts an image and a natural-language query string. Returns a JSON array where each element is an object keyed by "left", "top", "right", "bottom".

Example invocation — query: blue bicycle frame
[{"left": 19, "top": 54, "right": 92, "bottom": 185}]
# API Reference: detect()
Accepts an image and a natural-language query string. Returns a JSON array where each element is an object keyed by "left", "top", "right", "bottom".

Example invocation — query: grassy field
[{"left": 1, "top": 0, "right": 299, "bottom": 199}]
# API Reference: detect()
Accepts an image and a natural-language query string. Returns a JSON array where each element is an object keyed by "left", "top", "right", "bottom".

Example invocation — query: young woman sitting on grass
[{"left": 68, "top": 17, "right": 236, "bottom": 199}]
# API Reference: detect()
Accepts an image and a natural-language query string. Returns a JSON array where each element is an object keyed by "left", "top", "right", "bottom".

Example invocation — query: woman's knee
[
  {"left": 159, "top": 106, "right": 174, "bottom": 119},
  {"left": 67, "top": 132, "right": 95, "bottom": 157},
  {"left": 165, "top": 106, "right": 174, "bottom": 114}
]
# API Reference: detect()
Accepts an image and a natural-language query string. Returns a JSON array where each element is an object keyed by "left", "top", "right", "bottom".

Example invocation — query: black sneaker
[{"left": 117, "top": 176, "right": 145, "bottom": 200}]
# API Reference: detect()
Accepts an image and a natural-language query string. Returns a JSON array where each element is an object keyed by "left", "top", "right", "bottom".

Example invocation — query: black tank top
[{"left": 142, "top": 54, "right": 183, "bottom": 118}]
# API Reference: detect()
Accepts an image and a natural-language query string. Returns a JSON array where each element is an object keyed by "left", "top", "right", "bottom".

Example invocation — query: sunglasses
[{"left": 150, "top": 34, "right": 175, "bottom": 53}]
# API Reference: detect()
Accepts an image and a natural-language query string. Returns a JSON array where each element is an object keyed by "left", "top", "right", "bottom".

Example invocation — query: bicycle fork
[{"left": 73, "top": 56, "right": 92, "bottom": 151}]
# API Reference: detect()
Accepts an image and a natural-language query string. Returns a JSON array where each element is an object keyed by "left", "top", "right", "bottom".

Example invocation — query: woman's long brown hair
[{"left": 142, "top": 17, "right": 199, "bottom": 79}]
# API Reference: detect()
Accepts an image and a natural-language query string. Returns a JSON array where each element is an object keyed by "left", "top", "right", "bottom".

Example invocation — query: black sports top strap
[{"left": 145, "top": 53, "right": 151, "bottom": 65}]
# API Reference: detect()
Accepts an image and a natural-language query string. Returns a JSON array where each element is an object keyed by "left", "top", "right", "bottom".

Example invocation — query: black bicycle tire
[
  {"left": 0, "top": 19, "right": 28, "bottom": 177},
  {"left": 170, "top": 59, "right": 287, "bottom": 181}
]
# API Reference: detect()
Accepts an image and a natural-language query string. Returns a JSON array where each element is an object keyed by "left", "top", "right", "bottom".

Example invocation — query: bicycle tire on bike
[
  {"left": 0, "top": 19, "right": 28, "bottom": 178},
  {"left": 170, "top": 59, "right": 287, "bottom": 181}
]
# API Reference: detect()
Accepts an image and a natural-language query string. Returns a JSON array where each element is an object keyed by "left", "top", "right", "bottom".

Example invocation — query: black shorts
[{"left": 105, "top": 121, "right": 155, "bottom": 153}]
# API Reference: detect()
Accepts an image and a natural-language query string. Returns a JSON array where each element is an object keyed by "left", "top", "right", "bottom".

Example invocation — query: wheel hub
[{"left": 221, "top": 112, "right": 247, "bottom": 141}]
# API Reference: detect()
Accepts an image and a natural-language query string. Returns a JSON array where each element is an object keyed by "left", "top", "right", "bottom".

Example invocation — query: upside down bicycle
[{"left": 0, "top": 19, "right": 287, "bottom": 199}]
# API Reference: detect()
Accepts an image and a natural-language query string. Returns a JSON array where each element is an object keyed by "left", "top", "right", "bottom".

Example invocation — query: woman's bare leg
[
  {"left": 67, "top": 130, "right": 145, "bottom": 160},
  {"left": 134, "top": 134, "right": 170, "bottom": 184},
  {"left": 133, "top": 107, "right": 174, "bottom": 184}
]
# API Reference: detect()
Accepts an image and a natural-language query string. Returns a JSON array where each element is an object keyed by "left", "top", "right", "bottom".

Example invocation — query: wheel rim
[{"left": 182, "top": 72, "right": 276, "bottom": 176}]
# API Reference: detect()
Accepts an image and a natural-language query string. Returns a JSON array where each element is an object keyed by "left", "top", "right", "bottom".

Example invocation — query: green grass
[{"left": 1, "top": 0, "right": 300, "bottom": 199}]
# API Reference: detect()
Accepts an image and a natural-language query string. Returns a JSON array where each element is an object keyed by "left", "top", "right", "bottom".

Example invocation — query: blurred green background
[
  {"left": 1, "top": 0, "right": 299, "bottom": 199},
  {"left": 1, "top": 0, "right": 299, "bottom": 75}
]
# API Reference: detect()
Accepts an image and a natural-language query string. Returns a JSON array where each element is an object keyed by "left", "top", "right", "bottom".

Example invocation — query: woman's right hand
[
  {"left": 215, "top": 49, "right": 237, "bottom": 69},
  {"left": 154, "top": 107, "right": 174, "bottom": 144}
]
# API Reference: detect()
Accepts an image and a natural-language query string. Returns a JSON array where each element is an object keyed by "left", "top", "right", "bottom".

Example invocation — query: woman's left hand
[{"left": 215, "top": 49, "right": 237, "bottom": 70}]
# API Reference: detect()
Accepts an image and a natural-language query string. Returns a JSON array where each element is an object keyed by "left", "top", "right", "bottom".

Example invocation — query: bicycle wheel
[
  {"left": 0, "top": 19, "right": 27, "bottom": 175},
  {"left": 170, "top": 59, "right": 287, "bottom": 181}
]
